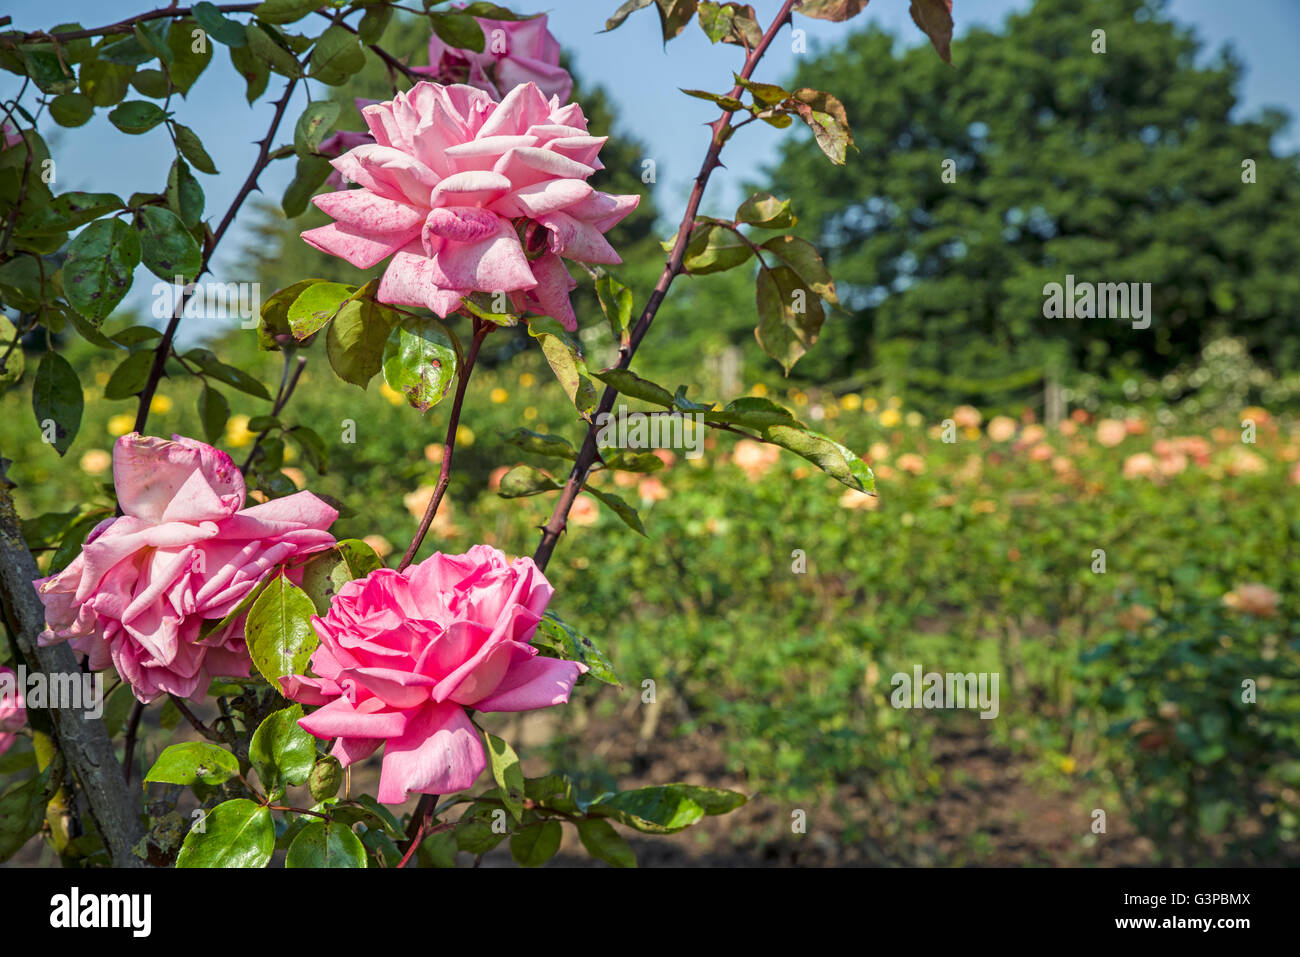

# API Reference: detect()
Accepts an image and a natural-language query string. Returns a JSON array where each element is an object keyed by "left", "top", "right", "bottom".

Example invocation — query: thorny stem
[
  {"left": 166, "top": 694, "right": 224, "bottom": 743},
  {"left": 531, "top": 0, "right": 800, "bottom": 571},
  {"left": 396, "top": 318, "right": 492, "bottom": 572},
  {"left": 240, "top": 352, "right": 308, "bottom": 476}
]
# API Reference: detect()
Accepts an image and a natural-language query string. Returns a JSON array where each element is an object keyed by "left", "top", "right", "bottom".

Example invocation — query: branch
[
  {"left": 6, "top": 5, "right": 261, "bottom": 44},
  {"left": 0, "top": 475, "right": 147, "bottom": 867},
  {"left": 397, "top": 319, "right": 491, "bottom": 572},
  {"left": 532, "top": 0, "right": 799, "bottom": 571},
  {"left": 240, "top": 352, "right": 308, "bottom": 475}
]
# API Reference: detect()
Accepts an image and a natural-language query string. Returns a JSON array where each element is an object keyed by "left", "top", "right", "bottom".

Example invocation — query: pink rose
[
  {"left": 1, "top": 123, "right": 21, "bottom": 151},
  {"left": 417, "top": 12, "right": 572, "bottom": 103},
  {"left": 0, "top": 666, "right": 25, "bottom": 756},
  {"left": 34, "top": 434, "right": 337, "bottom": 703},
  {"left": 302, "top": 81, "right": 639, "bottom": 330},
  {"left": 280, "top": 545, "right": 585, "bottom": 803}
]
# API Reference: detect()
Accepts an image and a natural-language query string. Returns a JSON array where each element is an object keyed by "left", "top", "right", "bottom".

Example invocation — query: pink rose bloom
[
  {"left": 1, "top": 123, "right": 21, "bottom": 151},
  {"left": 0, "top": 666, "right": 25, "bottom": 756},
  {"left": 34, "top": 434, "right": 337, "bottom": 703},
  {"left": 417, "top": 12, "right": 572, "bottom": 103},
  {"left": 280, "top": 545, "right": 585, "bottom": 804},
  {"left": 302, "top": 81, "right": 639, "bottom": 330}
]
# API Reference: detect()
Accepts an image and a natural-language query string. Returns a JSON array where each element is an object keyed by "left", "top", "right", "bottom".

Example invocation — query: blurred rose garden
[{"left": 1, "top": 0, "right": 1298, "bottom": 869}]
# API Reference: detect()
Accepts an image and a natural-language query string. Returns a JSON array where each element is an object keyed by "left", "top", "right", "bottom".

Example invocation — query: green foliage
[{"left": 766, "top": 0, "right": 1300, "bottom": 392}]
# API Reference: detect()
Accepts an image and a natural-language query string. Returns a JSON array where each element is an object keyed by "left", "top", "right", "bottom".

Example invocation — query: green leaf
[
  {"left": 138, "top": 206, "right": 202, "bottom": 282},
  {"left": 245, "top": 23, "right": 303, "bottom": 78},
  {"left": 287, "top": 280, "right": 354, "bottom": 339},
  {"left": 108, "top": 100, "right": 167, "bottom": 135},
  {"left": 705, "top": 395, "right": 801, "bottom": 430},
  {"left": 790, "top": 87, "right": 854, "bottom": 165},
  {"left": 301, "top": 540, "right": 384, "bottom": 616},
  {"left": 680, "top": 88, "right": 744, "bottom": 112},
  {"left": 173, "top": 122, "right": 218, "bottom": 174},
  {"left": 485, "top": 733, "right": 525, "bottom": 822},
  {"left": 294, "top": 100, "right": 340, "bottom": 158},
  {"left": 63, "top": 218, "right": 140, "bottom": 321},
  {"left": 255, "top": 0, "right": 321, "bottom": 25},
  {"left": 510, "top": 819, "right": 562, "bottom": 867},
  {"left": 697, "top": 1, "right": 735, "bottom": 42},
  {"left": 177, "top": 799, "right": 274, "bottom": 868},
  {"left": 19, "top": 47, "right": 76, "bottom": 94},
  {"left": 17, "top": 191, "right": 124, "bottom": 234},
  {"left": 736, "top": 192, "right": 796, "bottom": 229},
  {"left": 591, "top": 368, "right": 674, "bottom": 407},
  {"left": 193, "top": 2, "right": 249, "bottom": 47},
  {"left": 595, "top": 275, "right": 634, "bottom": 342},
  {"left": 502, "top": 428, "right": 576, "bottom": 460},
  {"left": 32, "top": 352, "right": 82, "bottom": 456},
  {"left": 184, "top": 347, "right": 272, "bottom": 399},
  {"left": 0, "top": 256, "right": 42, "bottom": 311},
  {"left": 682, "top": 222, "right": 752, "bottom": 274},
  {"left": 576, "top": 818, "right": 637, "bottom": 867},
  {"left": 527, "top": 317, "right": 597, "bottom": 416},
  {"left": 286, "top": 820, "right": 367, "bottom": 868},
  {"left": 909, "top": 0, "right": 954, "bottom": 63},
  {"left": 358, "top": 5, "right": 394, "bottom": 44},
  {"left": 762, "top": 424, "right": 874, "bottom": 493},
  {"left": 197, "top": 384, "right": 229, "bottom": 444},
  {"left": 497, "top": 465, "right": 561, "bottom": 499},
  {"left": 382, "top": 317, "right": 459, "bottom": 413},
  {"left": 282, "top": 155, "right": 330, "bottom": 217},
  {"left": 258, "top": 277, "right": 320, "bottom": 349},
  {"left": 167, "top": 19, "right": 214, "bottom": 95},
  {"left": 166, "top": 158, "right": 205, "bottom": 229},
  {"left": 228, "top": 41, "right": 270, "bottom": 102},
  {"left": 430, "top": 12, "right": 487, "bottom": 53},
  {"left": 0, "top": 317, "right": 25, "bottom": 390},
  {"left": 603, "top": 0, "right": 655, "bottom": 32},
  {"left": 246, "top": 572, "right": 318, "bottom": 687},
  {"left": 599, "top": 451, "right": 664, "bottom": 473},
  {"left": 760, "top": 235, "right": 838, "bottom": 304},
  {"left": 78, "top": 58, "right": 133, "bottom": 107},
  {"left": 249, "top": 704, "right": 316, "bottom": 790},
  {"left": 308, "top": 26, "right": 365, "bottom": 86},
  {"left": 0, "top": 766, "right": 58, "bottom": 862},
  {"left": 531, "top": 612, "right": 621, "bottom": 687},
  {"left": 755, "top": 265, "right": 823, "bottom": 374},
  {"left": 49, "top": 92, "right": 94, "bottom": 127},
  {"left": 103, "top": 348, "right": 155, "bottom": 400},
  {"left": 144, "top": 742, "right": 240, "bottom": 787},
  {"left": 326, "top": 297, "right": 398, "bottom": 387},
  {"left": 585, "top": 485, "right": 648, "bottom": 537},
  {"left": 418, "top": 829, "right": 458, "bottom": 868},
  {"left": 734, "top": 73, "right": 790, "bottom": 108},
  {"left": 587, "top": 784, "right": 745, "bottom": 833}
]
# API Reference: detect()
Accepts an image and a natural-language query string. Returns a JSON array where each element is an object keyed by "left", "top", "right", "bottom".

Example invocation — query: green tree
[{"left": 765, "top": 0, "right": 1300, "bottom": 403}]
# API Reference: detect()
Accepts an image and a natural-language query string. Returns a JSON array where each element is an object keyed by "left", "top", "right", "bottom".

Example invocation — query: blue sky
[{"left": 7, "top": 0, "right": 1299, "bottom": 289}]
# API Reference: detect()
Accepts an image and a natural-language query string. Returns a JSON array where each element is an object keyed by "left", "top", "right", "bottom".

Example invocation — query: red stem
[{"left": 531, "top": 0, "right": 799, "bottom": 571}]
